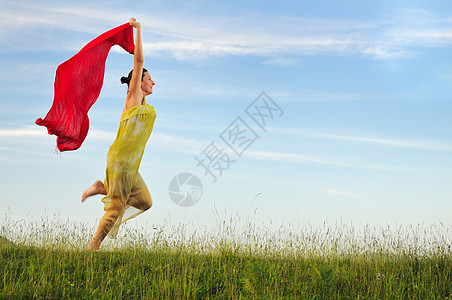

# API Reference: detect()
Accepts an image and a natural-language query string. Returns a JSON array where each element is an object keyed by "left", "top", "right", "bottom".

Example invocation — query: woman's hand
[{"left": 129, "top": 18, "right": 141, "bottom": 30}]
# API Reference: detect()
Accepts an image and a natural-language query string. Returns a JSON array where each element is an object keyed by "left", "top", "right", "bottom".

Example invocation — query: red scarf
[{"left": 36, "top": 23, "right": 135, "bottom": 151}]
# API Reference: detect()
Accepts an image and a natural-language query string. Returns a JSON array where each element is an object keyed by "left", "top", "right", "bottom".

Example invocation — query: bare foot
[
  {"left": 87, "top": 243, "right": 101, "bottom": 252},
  {"left": 82, "top": 180, "right": 106, "bottom": 202}
]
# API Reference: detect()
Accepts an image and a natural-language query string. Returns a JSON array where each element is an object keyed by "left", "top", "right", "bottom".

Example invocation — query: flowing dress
[{"left": 101, "top": 102, "right": 156, "bottom": 238}]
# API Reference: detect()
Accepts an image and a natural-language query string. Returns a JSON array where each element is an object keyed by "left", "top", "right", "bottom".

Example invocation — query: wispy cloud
[
  {"left": 327, "top": 189, "right": 362, "bottom": 199},
  {"left": 0, "top": 126, "right": 45, "bottom": 137},
  {"left": 274, "top": 128, "right": 452, "bottom": 151},
  {"left": 1, "top": 126, "right": 406, "bottom": 171},
  {"left": 383, "top": 9, "right": 452, "bottom": 45},
  {"left": 88, "top": 129, "right": 207, "bottom": 154},
  {"left": 1, "top": 2, "right": 450, "bottom": 59},
  {"left": 261, "top": 57, "right": 301, "bottom": 67},
  {"left": 245, "top": 149, "right": 408, "bottom": 172},
  {"left": 0, "top": 125, "right": 205, "bottom": 152},
  {"left": 361, "top": 46, "right": 407, "bottom": 60},
  {"left": 268, "top": 91, "right": 399, "bottom": 103}
]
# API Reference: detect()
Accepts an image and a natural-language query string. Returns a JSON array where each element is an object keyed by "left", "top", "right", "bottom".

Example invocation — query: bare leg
[
  {"left": 128, "top": 172, "right": 152, "bottom": 211},
  {"left": 87, "top": 198, "right": 124, "bottom": 251},
  {"left": 82, "top": 180, "right": 107, "bottom": 202},
  {"left": 87, "top": 224, "right": 108, "bottom": 251},
  {"left": 128, "top": 188, "right": 153, "bottom": 211}
]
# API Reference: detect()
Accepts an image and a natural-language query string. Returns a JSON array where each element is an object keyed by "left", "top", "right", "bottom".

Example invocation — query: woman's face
[{"left": 141, "top": 72, "right": 155, "bottom": 95}]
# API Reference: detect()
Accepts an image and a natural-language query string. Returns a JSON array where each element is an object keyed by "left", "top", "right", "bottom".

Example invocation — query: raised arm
[{"left": 125, "top": 18, "right": 144, "bottom": 110}]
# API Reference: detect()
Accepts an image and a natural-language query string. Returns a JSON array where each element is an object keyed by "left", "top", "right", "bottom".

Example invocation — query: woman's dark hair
[{"left": 120, "top": 68, "right": 148, "bottom": 87}]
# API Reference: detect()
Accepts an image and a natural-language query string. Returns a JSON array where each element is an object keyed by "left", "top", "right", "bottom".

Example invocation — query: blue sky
[{"left": 1, "top": 0, "right": 451, "bottom": 231}]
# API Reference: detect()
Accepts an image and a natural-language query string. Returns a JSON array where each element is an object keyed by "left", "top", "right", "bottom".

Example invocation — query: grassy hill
[
  {"left": 0, "top": 235, "right": 14, "bottom": 247},
  {"left": 1, "top": 219, "right": 451, "bottom": 299}
]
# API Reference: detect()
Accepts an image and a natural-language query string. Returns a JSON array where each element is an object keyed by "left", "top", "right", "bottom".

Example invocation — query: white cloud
[
  {"left": 245, "top": 149, "right": 407, "bottom": 172},
  {"left": 261, "top": 57, "right": 300, "bottom": 67},
  {"left": 274, "top": 128, "right": 452, "bottom": 151},
  {"left": 361, "top": 46, "right": 407, "bottom": 60},
  {"left": 0, "top": 126, "right": 46, "bottom": 137},
  {"left": 88, "top": 129, "right": 207, "bottom": 154},
  {"left": 0, "top": 2, "right": 450, "bottom": 59},
  {"left": 151, "top": 133, "right": 207, "bottom": 154},
  {"left": 327, "top": 189, "right": 361, "bottom": 198},
  {"left": 87, "top": 129, "right": 412, "bottom": 171},
  {"left": 378, "top": 9, "right": 452, "bottom": 56},
  {"left": 0, "top": 126, "right": 406, "bottom": 171}
]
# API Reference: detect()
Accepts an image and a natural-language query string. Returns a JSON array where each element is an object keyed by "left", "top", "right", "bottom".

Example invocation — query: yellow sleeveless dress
[{"left": 101, "top": 102, "right": 156, "bottom": 238}]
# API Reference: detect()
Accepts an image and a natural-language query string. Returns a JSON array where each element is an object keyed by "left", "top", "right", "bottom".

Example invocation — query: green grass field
[{"left": 1, "top": 215, "right": 452, "bottom": 299}]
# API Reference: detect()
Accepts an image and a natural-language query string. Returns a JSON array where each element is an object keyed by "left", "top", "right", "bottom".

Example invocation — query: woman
[{"left": 82, "top": 18, "right": 156, "bottom": 251}]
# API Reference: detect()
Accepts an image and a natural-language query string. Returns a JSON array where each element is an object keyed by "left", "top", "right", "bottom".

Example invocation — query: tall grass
[{"left": 1, "top": 213, "right": 452, "bottom": 299}]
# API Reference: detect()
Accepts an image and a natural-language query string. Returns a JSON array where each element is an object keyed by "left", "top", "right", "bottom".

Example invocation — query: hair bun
[{"left": 120, "top": 76, "right": 129, "bottom": 84}]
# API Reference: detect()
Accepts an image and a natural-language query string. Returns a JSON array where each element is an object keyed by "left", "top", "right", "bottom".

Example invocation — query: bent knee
[
  {"left": 137, "top": 190, "right": 152, "bottom": 211},
  {"left": 142, "top": 198, "right": 153, "bottom": 211}
]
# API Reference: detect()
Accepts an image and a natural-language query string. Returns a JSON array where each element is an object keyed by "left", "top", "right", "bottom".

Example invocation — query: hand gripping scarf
[{"left": 36, "top": 23, "right": 135, "bottom": 151}]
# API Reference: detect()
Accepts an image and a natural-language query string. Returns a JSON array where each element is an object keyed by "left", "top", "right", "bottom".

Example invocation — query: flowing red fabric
[{"left": 36, "top": 23, "right": 135, "bottom": 151}]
